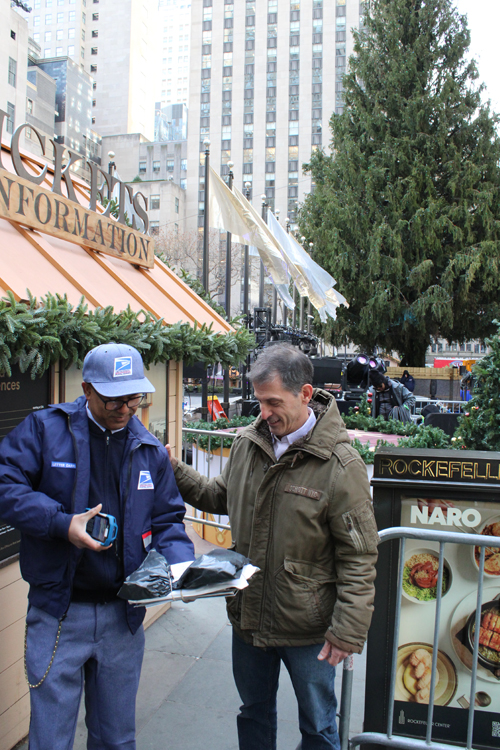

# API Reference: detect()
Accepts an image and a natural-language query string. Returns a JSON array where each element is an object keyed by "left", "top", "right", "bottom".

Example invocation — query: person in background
[
  {"left": 167, "top": 343, "right": 379, "bottom": 750},
  {"left": 0, "top": 343, "right": 194, "bottom": 750},
  {"left": 399, "top": 369, "right": 415, "bottom": 393},
  {"left": 369, "top": 370, "right": 415, "bottom": 423}
]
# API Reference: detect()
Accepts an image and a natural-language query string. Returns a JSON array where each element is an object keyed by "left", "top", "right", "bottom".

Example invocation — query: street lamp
[
  {"left": 107, "top": 151, "right": 116, "bottom": 200},
  {"left": 202, "top": 138, "right": 210, "bottom": 293}
]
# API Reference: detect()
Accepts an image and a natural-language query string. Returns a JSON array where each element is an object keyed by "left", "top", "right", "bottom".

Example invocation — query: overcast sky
[{"left": 453, "top": 0, "right": 500, "bottom": 112}]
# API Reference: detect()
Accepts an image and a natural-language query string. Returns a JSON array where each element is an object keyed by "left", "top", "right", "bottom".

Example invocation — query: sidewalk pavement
[{"left": 17, "top": 521, "right": 368, "bottom": 750}]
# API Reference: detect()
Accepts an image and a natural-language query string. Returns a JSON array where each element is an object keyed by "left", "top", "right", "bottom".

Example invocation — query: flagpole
[
  {"left": 259, "top": 195, "right": 266, "bottom": 307},
  {"left": 201, "top": 138, "right": 210, "bottom": 421},
  {"left": 287, "top": 217, "right": 297, "bottom": 328},
  {"left": 222, "top": 161, "right": 234, "bottom": 416},
  {"left": 242, "top": 182, "right": 252, "bottom": 401}
]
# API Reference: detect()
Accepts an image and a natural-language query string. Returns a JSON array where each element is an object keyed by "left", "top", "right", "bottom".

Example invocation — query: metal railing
[
  {"left": 182, "top": 426, "right": 237, "bottom": 530},
  {"left": 347, "top": 526, "right": 500, "bottom": 750},
  {"left": 412, "top": 400, "right": 469, "bottom": 415}
]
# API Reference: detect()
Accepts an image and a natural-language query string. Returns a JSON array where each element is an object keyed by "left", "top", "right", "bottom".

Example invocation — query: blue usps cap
[{"left": 82, "top": 343, "right": 155, "bottom": 397}]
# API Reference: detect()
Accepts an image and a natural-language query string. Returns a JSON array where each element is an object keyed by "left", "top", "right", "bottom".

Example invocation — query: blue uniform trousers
[{"left": 25, "top": 600, "right": 145, "bottom": 750}]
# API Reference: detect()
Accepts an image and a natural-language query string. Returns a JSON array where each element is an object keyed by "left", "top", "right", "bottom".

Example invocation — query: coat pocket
[
  {"left": 342, "top": 500, "right": 379, "bottom": 554},
  {"left": 271, "top": 559, "right": 336, "bottom": 636}
]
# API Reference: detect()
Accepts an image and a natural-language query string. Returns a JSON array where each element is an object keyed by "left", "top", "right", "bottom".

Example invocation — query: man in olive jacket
[{"left": 170, "top": 344, "right": 379, "bottom": 750}]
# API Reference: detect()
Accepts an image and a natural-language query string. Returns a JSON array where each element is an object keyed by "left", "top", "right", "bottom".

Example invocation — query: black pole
[
  {"left": 201, "top": 139, "right": 210, "bottom": 420},
  {"left": 222, "top": 162, "right": 234, "bottom": 416},
  {"left": 259, "top": 195, "right": 266, "bottom": 307},
  {"left": 242, "top": 182, "right": 252, "bottom": 401},
  {"left": 202, "top": 139, "right": 210, "bottom": 293}
]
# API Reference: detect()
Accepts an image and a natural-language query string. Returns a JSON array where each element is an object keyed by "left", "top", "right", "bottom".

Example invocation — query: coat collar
[
  {"left": 50, "top": 396, "right": 159, "bottom": 447},
  {"left": 245, "top": 388, "right": 350, "bottom": 461}
]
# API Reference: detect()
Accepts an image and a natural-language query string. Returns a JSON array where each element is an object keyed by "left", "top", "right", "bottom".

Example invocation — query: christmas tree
[
  {"left": 299, "top": 0, "right": 500, "bottom": 366},
  {"left": 455, "top": 324, "right": 500, "bottom": 451}
]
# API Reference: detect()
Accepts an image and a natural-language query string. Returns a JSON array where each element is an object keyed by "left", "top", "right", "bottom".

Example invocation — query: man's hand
[
  {"left": 165, "top": 444, "right": 178, "bottom": 470},
  {"left": 68, "top": 504, "right": 111, "bottom": 551},
  {"left": 317, "top": 641, "right": 351, "bottom": 667}
]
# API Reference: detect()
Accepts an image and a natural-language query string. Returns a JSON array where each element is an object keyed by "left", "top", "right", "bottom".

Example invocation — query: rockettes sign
[{"left": 0, "top": 111, "right": 154, "bottom": 268}]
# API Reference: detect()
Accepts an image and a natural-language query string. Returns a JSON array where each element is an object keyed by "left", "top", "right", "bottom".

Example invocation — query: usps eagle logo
[
  {"left": 113, "top": 356, "right": 132, "bottom": 377},
  {"left": 138, "top": 470, "right": 154, "bottom": 490}
]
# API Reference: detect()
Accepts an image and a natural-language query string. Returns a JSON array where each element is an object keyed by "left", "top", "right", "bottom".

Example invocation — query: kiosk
[{"left": 366, "top": 447, "right": 500, "bottom": 750}]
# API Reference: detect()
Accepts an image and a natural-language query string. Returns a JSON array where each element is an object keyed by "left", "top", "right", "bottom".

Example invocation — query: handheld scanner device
[{"left": 86, "top": 511, "right": 118, "bottom": 546}]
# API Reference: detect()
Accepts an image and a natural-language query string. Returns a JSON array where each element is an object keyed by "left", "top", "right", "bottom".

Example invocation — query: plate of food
[
  {"left": 395, "top": 643, "right": 457, "bottom": 705},
  {"left": 471, "top": 516, "right": 500, "bottom": 577},
  {"left": 450, "top": 586, "right": 500, "bottom": 684},
  {"left": 401, "top": 547, "right": 452, "bottom": 603}
]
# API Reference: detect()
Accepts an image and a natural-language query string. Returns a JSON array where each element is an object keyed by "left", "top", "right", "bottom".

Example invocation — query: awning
[{"left": 0, "top": 140, "right": 232, "bottom": 334}]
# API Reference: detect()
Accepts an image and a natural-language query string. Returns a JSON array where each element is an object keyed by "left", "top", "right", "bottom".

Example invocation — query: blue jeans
[
  {"left": 232, "top": 630, "right": 340, "bottom": 750},
  {"left": 25, "top": 600, "right": 145, "bottom": 750}
]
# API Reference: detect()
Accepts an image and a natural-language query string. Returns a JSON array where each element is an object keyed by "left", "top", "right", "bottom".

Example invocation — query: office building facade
[
  {"left": 23, "top": 0, "right": 159, "bottom": 139},
  {"left": 157, "top": 0, "right": 191, "bottom": 108},
  {"left": 186, "top": 0, "right": 364, "bottom": 232}
]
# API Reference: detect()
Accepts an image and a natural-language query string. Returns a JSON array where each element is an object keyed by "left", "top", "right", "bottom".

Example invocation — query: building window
[
  {"left": 91, "top": 47, "right": 97, "bottom": 54},
  {"left": 175, "top": 197, "right": 179, "bottom": 213},
  {"left": 56, "top": 46, "right": 63, "bottom": 55},
  {"left": 139, "top": 161, "right": 147, "bottom": 173},
  {"left": 180, "top": 159, "right": 187, "bottom": 171},
  {"left": 150, "top": 221, "right": 159, "bottom": 235},
  {"left": 11, "top": 30, "right": 16, "bottom": 40},
  {"left": 153, "top": 160, "right": 161, "bottom": 172},
  {"left": 92, "top": 99, "right": 96, "bottom": 106},
  {"left": 33, "top": 15, "right": 40, "bottom": 25},
  {"left": 57, "top": 11, "right": 63, "bottom": 22},
  {"left": 26, "top": 98, "right": 34, "bottom": 115},
  {"left": 8, "top": 58, "right": 16, "bottom": 88},
  {"left": 92, "top": 29, "right": 98, "bottom": 37},
  {"left": 44, "top": 30, "right": 52, "bottom": 42},
  {"left": 56, "top": 28, "right": 63, "bottom": 39},
  {"left": 69, "top": 11, "right": 75, "bottom": 21},
  {"left": 92, "top": 12, "right": 99, "bottom": 20},
  {"left": 150, "top": 195, "right": 160, "bottom": 209},
  {"left": 180, "top": 178, "right": 187, "bottom": 190},
  {"left": 45, "top": 13, "right": 52, "bottom": 23},
  {"left": 82, "top": 29, "right": 85, "bottom": 40},
  {"left": 68, "top": 27, "right": 75, "bottom": 38},
  {"left": 32, "top": 32, "right": 40, "bottom": 42},
  {"left": 6, "top": 102, "right": 14, "bottom": 134},
  {"left": 34, "top": 0, "right": 40, "bottom": 7},
  {"left": 81, "top": 46, "right": 85, "bottom": 58},
  {"left": 82, "top": 11, "right": 86, "bottom": 23},
  {"left": 68, "top": 45, "right": 75, "bottom": 55},
  {"left": 90, "top": 63, "right": 97, "bottom": 71},
  {"left": 166, "top": 159, "right": 174, "bottom": 171},
  {"left": 44, "top": 48, "right": 51, "bottom": 57}
]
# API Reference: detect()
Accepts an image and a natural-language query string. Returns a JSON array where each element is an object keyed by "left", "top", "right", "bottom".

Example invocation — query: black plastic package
[
  {"left": 173, "top": 548, "right": 250, "bottom": 590},
  {"left": 118, "top": 550, "right": 172, "bottom": 601}
]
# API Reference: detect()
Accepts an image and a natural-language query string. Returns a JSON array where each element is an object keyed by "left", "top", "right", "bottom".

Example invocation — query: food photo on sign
[{"left": 397, "top": 497, "right": 500, "bottom": 716}]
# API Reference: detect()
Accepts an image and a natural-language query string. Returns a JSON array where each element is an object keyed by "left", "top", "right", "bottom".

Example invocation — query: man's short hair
[{"left": 249, "top": 343, "right": 314, "bottom": 394}]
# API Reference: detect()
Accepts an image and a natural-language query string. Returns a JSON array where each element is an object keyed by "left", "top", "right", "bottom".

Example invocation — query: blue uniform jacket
[{"left": 0, "top": 396, "right": 194, "bottom": 633}]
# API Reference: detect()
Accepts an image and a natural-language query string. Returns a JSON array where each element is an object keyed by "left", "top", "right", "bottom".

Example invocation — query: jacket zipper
[
  {"left": 66, "top": 415, "right": 79, "bottom": 611},
  {"left": 257, "top": 463, "right": 284, "bottom": 632},
  {"left": 344, "top": 512, "right": 363, "bottom": 551},
  {"left": 121, "top": 442, "right": 141, "bottom": 567}
]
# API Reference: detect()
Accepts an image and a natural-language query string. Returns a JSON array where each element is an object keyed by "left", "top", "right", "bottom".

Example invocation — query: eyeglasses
[{"left": 94, "top": 390, "right": 146, "bottom": 411}]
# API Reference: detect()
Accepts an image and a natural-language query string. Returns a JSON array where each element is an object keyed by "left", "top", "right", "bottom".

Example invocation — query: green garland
[{"left": 0, "top": 291, "right": 256, "bottom": 378}]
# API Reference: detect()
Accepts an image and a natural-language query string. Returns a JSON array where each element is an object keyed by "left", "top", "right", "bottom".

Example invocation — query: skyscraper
[
  {"left": 186, "top": 0, "right": 364, "bottom": 232},
  {"left": 157, "top": 0, "right": 191, "bottom": 109},
  {"left": 24, "top": 0, "right": 159, "bottom": 139}
]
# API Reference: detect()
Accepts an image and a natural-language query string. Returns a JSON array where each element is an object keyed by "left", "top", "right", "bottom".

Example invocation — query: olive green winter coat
[{"left": 174, "top": 388, "right": 379, "bottom": 652}]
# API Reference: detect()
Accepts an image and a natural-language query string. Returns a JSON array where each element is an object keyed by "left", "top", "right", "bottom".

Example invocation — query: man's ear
[
  {"left": 302, "top": 384, "right": 314, "bottom": 403},
  {"left": 82, "top": 382, "right": 91, "bottom": 399}
]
